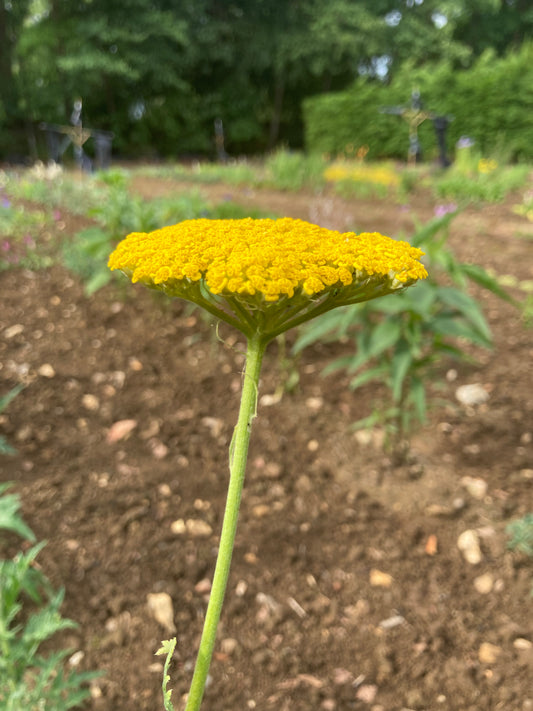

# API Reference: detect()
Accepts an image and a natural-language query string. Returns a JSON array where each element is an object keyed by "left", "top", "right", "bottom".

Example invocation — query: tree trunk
[{"left": 267, "top": 73, "right": 285, "bottom": 150}]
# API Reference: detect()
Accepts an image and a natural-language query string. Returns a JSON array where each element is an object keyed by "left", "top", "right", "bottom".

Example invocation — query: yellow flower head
[{"left": 109, "top": 217, "right": 427, "bottom": 340}]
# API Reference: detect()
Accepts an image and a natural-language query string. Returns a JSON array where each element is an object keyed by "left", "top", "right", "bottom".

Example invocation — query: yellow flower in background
[
  {"left": 109, "top": 217, "right": 426, "bottom": 340},
  {"left": 324, "top": 162, "right": 399, "bottom": 187},
  {"left": 478, "top": 158, "right": 498, "bottom": 174}
]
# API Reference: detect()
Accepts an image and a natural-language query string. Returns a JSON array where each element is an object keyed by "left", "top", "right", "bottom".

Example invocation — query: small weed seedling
[{"left": 0, "top": 484, "right": 99, "bottom": 709}]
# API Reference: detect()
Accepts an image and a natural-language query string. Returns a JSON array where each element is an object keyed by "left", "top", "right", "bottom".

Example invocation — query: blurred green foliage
[
  {"left": 304, "top": 43, "right": 533, "bottom": 162},
  {"left": 2, "top": 1, "right": 532, "bottom": 159}
]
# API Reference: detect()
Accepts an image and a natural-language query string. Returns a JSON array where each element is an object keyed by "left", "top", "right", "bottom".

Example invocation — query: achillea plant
[{"left": 108, "top": 217, "right": 427, "bottom": 711}]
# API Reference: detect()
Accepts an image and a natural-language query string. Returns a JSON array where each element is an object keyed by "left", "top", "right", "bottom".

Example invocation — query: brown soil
[{"left": 1, "top": 172, "right": 532, "bottom": 711}]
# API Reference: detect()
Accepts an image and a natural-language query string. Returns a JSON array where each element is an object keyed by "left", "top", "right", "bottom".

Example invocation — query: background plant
[
  {"left": 0, "top": 386, "right": 24, "bottom": 455},
  {"left": 62, "top": 169, "right": 275, "bottom": 294},
  {"left": 432, "top": 162, "right": 530, "bottom": 204},
  {"left": 506, "top": 513, "right": 533, "bottom": 558},
  {"left": 294, "top": 210, "right": 515, "bottom": 459},
  {"left": 0, "top": 483, "right": 99, "bottom": 710}
]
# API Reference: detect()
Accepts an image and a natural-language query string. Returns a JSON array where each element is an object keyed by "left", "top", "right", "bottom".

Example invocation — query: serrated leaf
[
  {"left": 156, "top": 638, "right": 177, "bottom": 711},
  {"left": 0, "top": 486, "right": 35, "bottom": 541}
]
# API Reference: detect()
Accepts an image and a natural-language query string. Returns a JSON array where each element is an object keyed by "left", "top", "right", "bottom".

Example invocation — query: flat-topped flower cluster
[{"left": 108, "top": 217, "right": 427, "bottom": 304}]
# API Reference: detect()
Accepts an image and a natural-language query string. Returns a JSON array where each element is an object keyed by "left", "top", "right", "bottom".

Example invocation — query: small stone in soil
[
  {"left": 457, "top": 529, "right": 483, "bottom": 565},
  {"left": 460, "top": 475, "right": 488, "bottom": 500},
  {"left": 82, "top": 394, "right": 99, "bottom": 411},
  {"left": 38, "top": 363, "right": 55, "bottom": 377},
  {"left": 146, "top": 592, "right": 176, "bottom": 633},
  {"left": 474, "top": 572, "right": 494, "bottom": 594},
  {"left": 370, "top": 569, "right": 393, "bottom": 588},
  {"left": 478, "top": 642, "right": 502, "bottom": 664},
  {"left": 455, "top": 383, "right": 489, "bottom": 406}
]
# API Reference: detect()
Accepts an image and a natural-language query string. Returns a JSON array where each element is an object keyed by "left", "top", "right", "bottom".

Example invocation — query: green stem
[{"left": 184, "top": 333, "right": 267, "bottom": 711}]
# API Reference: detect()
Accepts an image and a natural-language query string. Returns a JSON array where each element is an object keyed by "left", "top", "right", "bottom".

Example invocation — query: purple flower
[
  {"left": 1, "top": 240, "right": 11, "bottom": 252},
  {"left": 434, "top": 203, "right": 458, "bottom": 218},
  {"left": 53, "top": 210, "right": 62, "bottom": 221},
  {"left": 1, "top": 198, "right": 10, "bottom": 208},
  {"left": 456, "top": 136, "right": 474, "bottom": 149}
]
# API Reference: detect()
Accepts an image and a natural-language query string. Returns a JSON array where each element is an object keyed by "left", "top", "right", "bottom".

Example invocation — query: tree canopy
[{"left": 1, "top": 0, "right": 531, "bottom": 159}]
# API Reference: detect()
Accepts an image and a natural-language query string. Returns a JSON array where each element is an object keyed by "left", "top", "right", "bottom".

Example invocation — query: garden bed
[{"left": 1, "top": 170, "right": 532, "bottom": 711}]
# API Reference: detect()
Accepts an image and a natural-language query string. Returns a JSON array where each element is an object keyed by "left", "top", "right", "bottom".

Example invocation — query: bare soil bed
[{"left": 1, "top": 172, "right": 532, "bottom": 711}]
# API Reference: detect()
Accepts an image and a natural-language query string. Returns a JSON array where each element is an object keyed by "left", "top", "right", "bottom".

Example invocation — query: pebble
[
  {"left": 474, "top": 572, "right": 494, "bottom": 594},
  {"left": 38, "top": 363, "right": 55, "bottom": 378},
  {"left": 455, "top": 383, "right": 489, "bottom": 406},
  {"left": 68, "top": 650, "right": 85, "bottom": 667},
  {"left": 147, "top": 592, "right": 176, "bottom": 633},
  {"left": 220, "top": 638, "right": 238, "bottom": 655},
  {"left": 513, "top": 638, "right": 532, "bottom": 651},
  {"left": 194, "top": 578, "right": 212, "bottom": 595},
  {"left": 201, "top": 416, "right": 224, "bottom": 437},
  {"left": 148, "top": 662, "right": 164, "bottom": 673},
  {"left": 425, "top": 534, "right": 438, "bottom": 555},
  {"left": 370, "top": 569, "right": 393, "bottom": 588},
  {"left": 305, "top": 396, "right": 324, "bottom": 412},
  {"left": 460, "top": 475, "right": 488, "bottom": 500},
  {"left": 82, "top": 394, "right": 100, "bottom": 411},
  {"left": 259, "top": 393, "right": 282, "bottom": 407},
  {"left": 457, "top": 529, "right": 483, "bottom": 565},
  {"left": 107, "top": 419, "right": 137, "bottom": 443},
  {"left": 128, "top": 357, "right": 143, "bottom": 371},
  {"left": 333, "top": 667, "right": 352, "bottom": 685},
  {"left": 356, "top": 685, "right": 378, "bottom": 703},
  {"left": 252, "top": 504, "right": 271, "bottom": 518},
  {"left": 4, "top": 324, "right": 24, "bottom": 338},
  {"left": 379, "top": 614, "right": 405, "bottom": 629},
  {"left": 264, "top": 462, "right": 282, "bottom": 479},
  {"left": 235, "top": 579, "right": 248, "bottom": 596},
  {"left": 149, "top": 439, "right": 169, "bottom": 459},
  {"left": 478, "top": 642, "right": 502, "bottom": 664},
  {"left": 170, "top": 518, "right": 213, "bottom": 537}
]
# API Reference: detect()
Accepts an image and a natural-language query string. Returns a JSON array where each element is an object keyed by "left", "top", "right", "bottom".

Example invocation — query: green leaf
[
  {"left": 461, "top": 263, "right": 518, "bottom": 305},
  {"left": 366, "top": 318, "right": 402, "bottom": 357},
  {"left": 293, "top": 307, "right": 351, "bottom": 352},
  {"left": 0, "top": 485, "right": 36, "bottom": 542},
  {"left": 431, "top": 314, "right": 492, "bottom": 348},
  {"left": 391, "top": 343, "right": 413, "bottom": 403},
  {"left": 0, "top": 384, "right": 25, "bottom": 413},
  {"left": 85, "top": 271, "right": 112, "bottom": 296},
  {"left": 436, "top": 286, "right": 492, "bottom": 342},
  {"left": 349, "top": 364, "right": 389, "bottom": 390}
]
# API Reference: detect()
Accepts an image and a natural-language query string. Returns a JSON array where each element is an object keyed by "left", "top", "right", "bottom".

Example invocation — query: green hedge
[{"left": 303, "top": 43, "right": 533, "bottom": 162}]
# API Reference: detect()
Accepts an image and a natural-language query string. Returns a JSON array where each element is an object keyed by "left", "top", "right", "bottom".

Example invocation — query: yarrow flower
[
  {"left": 110, "top": 216, "right": 428, "bottom": 711},
  {"left": 108, "top": 217, "right": 427, "bottom": 341}
]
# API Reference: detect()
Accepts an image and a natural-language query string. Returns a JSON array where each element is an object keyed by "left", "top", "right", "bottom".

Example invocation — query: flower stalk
[{"left": 184, "top": 333, "right": 266, "bottom": 711}]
